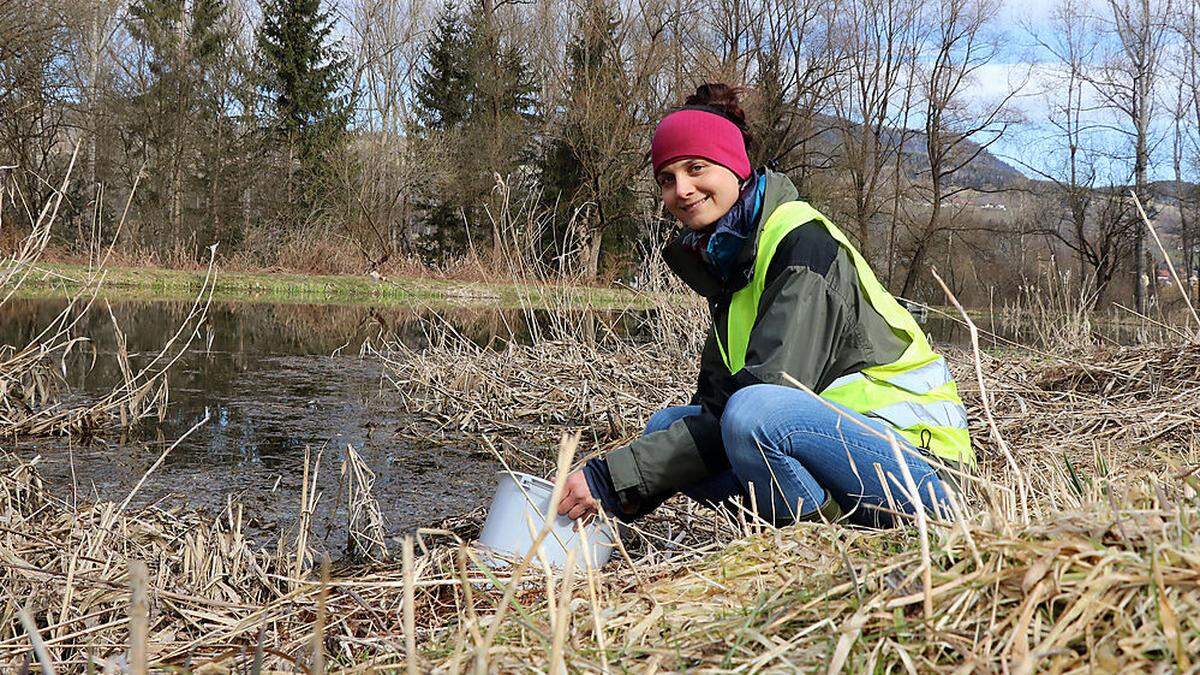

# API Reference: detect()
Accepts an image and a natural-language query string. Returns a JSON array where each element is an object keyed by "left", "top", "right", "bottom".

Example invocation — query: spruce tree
[
  {"left": 464, "top": 12, "right": 535, "bottom": 127},
  {"left": 255, "top": 0, "right": 349, "bottom": 166},
  {"left": 412, "top": 1, "right": 537, "bottom": 260},
  {"left": 125, "top": 0, "right": 232, "bottom": 252},
  {"left": 414, "top": 1, "right": 471, "bottom": 131}
]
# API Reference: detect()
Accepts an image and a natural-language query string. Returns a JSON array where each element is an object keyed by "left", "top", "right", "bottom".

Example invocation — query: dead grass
[
  {"left": 0, "top": 284, "right": 1196, "bottom": 671},
  {"left": 374, "top": 307, "right": 701, "bottom": 477},
  {"left": 0, "top": 369, "right": 1197, "bottom": 672}
]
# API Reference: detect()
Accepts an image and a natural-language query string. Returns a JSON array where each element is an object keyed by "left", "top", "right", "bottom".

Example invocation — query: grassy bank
[{"left": 14, "top": 261, "right": 651, "bottom": 309}]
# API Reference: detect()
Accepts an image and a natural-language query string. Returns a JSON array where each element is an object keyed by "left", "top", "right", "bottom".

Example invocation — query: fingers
[
  {"left": 558, "top": 484, "right": 580, "bottom": 516},
  {"left": 567, "top": 501, "right": 595, "bottom": 521},
  {"left": 556, "top": 472, "right": 598, "bottom": 520},
  {"left": 558, "top": 488, "right": 596, "bottom": 520}
]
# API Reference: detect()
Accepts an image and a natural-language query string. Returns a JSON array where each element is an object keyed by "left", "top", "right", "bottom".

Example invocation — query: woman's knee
[
  {"left": 720, "top": 384, "right": 785, "bottom": 466},
  {"left": 722, "top": 383, "right": 775, "bottom": 425},
  {"left": 643, "top": 405, "right": 699, "bottom": 436}
]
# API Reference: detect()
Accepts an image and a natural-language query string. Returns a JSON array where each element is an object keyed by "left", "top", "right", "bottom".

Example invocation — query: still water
[{"left": 1, "top": 299, "right": 571, "bottom": 552}]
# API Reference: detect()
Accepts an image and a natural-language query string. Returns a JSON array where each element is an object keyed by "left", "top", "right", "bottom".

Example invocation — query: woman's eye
[{"left": 689, "top": 163, "right": 704, "bottom": 173}]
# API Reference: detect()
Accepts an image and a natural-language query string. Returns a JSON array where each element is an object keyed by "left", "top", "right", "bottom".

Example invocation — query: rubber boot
[{"left": 792, "top": 489, "right": 843, "bottom": 524}]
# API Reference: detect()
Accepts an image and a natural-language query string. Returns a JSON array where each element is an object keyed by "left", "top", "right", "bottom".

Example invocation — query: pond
[{"left": 1, "top": 299, "right": 573, "bottom": 553}]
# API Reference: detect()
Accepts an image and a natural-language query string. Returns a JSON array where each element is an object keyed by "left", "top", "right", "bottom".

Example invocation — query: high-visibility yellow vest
[{"left": 715, "top": 201, "right": 975, "bottom": 466}]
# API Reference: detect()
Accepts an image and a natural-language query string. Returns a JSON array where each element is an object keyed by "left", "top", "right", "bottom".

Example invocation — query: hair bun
[
  {"left": 684, "top": 83, "right": 749, "bottom": 130},
  {"left": 683, "top": 83, "right": 756, "bottom": 157}
]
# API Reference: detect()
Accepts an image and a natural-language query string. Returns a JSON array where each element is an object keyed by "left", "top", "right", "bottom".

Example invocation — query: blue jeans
[{"left": 646, "top": 384, "right": 951, "bottom": 528}]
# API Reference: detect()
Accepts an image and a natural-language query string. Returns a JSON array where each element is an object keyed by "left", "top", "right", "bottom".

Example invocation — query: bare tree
[
  {"left": 883, "top": 3, "right": 925, "bottom": 286},
  {"left": 898, "top": 0, "right": 1021, "bottom": 297},
  {"left": 545, "top": 0, "right": 669, "bottom": 280},
  {"left": 747, "top": 0, "right": 840, "bottom": 185},
  {"left": 1170, "top": 75, "right": 1195, "bottom": 301},
  {"left": 336, "top": 0, "right": 430, "bottom": 269},
  {"left": 1089, "top": 0, "right": 1174, "bottom": 311},
  {"left": 1174, "top": 0, "right": 1200, "bottom": 302},
  {"left": 81, "top": 0, "right": 127, "bottom": 202},
  {"left": 0, "top": 0, "right": 75, "bottom": 229},
  {"left": 1014, "top": 0, "right": 1131, "bottom": 306},
  {"left": 830, "top": 0, "right": 924, "bottom": 259}
]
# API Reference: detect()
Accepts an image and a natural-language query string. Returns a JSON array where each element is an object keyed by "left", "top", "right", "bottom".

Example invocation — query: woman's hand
[{"left": 558, "top": 470, "right": 599, "bottom": 521}]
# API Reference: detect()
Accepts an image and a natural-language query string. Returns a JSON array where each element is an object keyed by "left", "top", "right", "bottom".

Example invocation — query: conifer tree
[
  {"left": 414, "top": 1, "right": 471, "bottom": 131},
  {"left": 255, "top": 0, "right": 349, "bottom": 174},
  {"left": 465, "top": 11, "right": 535, "bottom": 129},
  {"left": 412, "top": 0, "right": 537, "bottom": 259},
  {"left": 124, "top": 0, "right": 232, "bottom": 251}
]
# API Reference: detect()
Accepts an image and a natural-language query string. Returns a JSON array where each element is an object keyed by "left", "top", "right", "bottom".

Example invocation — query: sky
[{"left": 975, "top": 0, "right": 1191, "bottom": 184}]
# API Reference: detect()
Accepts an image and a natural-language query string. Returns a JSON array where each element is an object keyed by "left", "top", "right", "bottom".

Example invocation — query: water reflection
[
  {"left": 1, "top": 299, "right": 602, "bottom": 548},
  {"left": 922, "top": 312, "right": 1152, "bottom": 349}
]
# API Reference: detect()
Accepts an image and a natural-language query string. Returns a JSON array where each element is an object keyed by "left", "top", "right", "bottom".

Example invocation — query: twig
[
  {"left": 311, "top": 554, "right": 329, "bottom": 674},
  {"left": 118, "top": 409, "right": 210, "bottom": 512},
  {"left": 128, "top": 560, "right": 148, "bottom": 675},
  {"left": 888, "top": 436, "right": 932, "bottom": 621},
  {"left": 403, "top": 535, "right": 418, "bottom": 675},
  {"left": 931, "top": 267, "right": 1030, "bottom": 525}
]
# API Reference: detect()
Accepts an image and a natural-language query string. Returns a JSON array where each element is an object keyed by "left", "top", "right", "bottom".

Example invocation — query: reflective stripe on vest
[
  {"left": 823, "top": 357, "right": 955, "bottom": 397},
  {"left": 716, "top": 201, "right": 975, "bottom": 466},
  {"left": 869, "top": 400, "right": 970, "bottom": 430}
]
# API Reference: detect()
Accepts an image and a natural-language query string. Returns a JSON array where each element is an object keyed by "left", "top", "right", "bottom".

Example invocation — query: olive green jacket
[{"left": 603, "top": 170, "right": 910, "bottom": 519}]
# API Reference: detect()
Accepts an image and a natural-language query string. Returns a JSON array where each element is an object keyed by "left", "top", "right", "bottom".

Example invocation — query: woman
[{"left": 558, "top": 84, "right": 973, "bottom": 528}]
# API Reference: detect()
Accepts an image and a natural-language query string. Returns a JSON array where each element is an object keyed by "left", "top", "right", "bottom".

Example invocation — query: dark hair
[{"left": 683, "top": 83, "right": 756, "bottom": 156}]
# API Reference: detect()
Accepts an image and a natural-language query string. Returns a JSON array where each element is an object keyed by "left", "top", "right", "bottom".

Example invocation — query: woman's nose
[{"left": 674, "top": 178, "right": 695, "bottom": 200}]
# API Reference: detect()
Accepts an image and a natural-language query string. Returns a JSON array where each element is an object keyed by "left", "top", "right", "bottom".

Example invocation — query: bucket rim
[{"left": 494, "top": 470, "right": 554, "bottom": 491}]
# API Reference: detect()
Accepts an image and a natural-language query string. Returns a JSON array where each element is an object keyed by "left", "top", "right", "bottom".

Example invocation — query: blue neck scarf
[{"left": 680, "top": 170, "right": 766, "bottom": 283}]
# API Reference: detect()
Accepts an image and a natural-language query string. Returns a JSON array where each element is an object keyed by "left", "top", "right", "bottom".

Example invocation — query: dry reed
[
  {"left": 0, "top": 428, "right": 1196, "bottom": 672},
  {"left": 0, "top": 297, "right": 1192, "bottom": 670},
  {"left": 1, "top": 162, "right": 214, "bottom": 439}
]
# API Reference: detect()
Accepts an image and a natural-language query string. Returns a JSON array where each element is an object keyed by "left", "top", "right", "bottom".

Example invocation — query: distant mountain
[
  {"left": 891, "top": 129, "right": 1028, "bottom": 190},
  {"left": 803, "top": 116, "right": 1028, "bottom": 191},
  {"left": 1148, "top": 179, "right": 1200, "bottom": 199}
]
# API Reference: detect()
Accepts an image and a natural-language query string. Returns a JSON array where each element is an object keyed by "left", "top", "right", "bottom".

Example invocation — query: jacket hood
[{"left": 661, "top": 168, "right": 800, "bottom": 298}]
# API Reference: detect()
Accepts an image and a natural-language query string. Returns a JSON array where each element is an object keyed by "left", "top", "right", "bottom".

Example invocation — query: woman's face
[{"left": 656, "top": 158, "right": 741, "bottom": 232}]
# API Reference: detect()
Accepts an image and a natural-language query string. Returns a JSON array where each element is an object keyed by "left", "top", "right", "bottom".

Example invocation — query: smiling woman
[
  {"left": 557, "top": 82, "right": 975, "bottom": 529},
  {"left": 655, "top": 157, "right": 741, "bottom": 231}
]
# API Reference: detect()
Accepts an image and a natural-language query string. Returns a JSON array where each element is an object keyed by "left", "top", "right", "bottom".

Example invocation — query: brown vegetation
[
  {"left": 0, "top": 163, "right": 214, "bottom": 439},
  {"left": 3, "top": 274, "right": 1200, "bottom": 669}
]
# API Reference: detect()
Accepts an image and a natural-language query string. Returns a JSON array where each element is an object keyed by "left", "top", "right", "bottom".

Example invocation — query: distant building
[{"left": 1155, "top": 265, "right": 1195, "bottom": 285}]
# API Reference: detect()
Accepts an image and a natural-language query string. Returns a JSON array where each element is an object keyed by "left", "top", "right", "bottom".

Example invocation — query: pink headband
[{"left": 651, "top": 109, "right": 751, "bottom": 181}]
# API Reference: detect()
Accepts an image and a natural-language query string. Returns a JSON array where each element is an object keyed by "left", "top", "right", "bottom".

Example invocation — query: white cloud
[
  {"left": 957, "top": 57, "right": 1183, "bottom": 182},
  {"left": 996, "top": 0, "right": 1106, "bottom": 35}
]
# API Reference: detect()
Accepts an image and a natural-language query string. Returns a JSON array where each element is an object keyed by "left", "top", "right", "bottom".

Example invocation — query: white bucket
[{"left": 477, "top": 471, "right": 617, "bottom": 569}]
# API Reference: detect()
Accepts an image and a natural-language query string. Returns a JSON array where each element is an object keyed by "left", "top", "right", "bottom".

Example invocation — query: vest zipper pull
[{"left": 919, "top": 429, "right": 932, "bottom": 453}]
